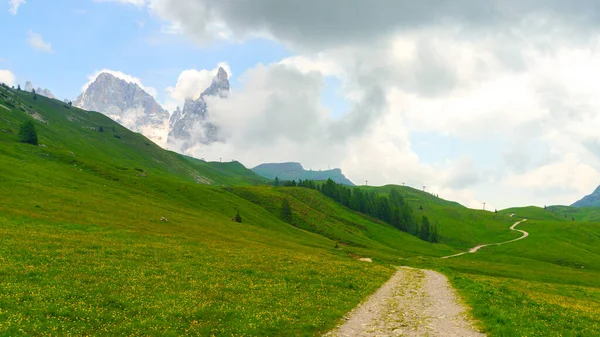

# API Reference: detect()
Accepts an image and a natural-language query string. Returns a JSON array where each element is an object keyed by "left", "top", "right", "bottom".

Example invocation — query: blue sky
[{"left": 1, "top": 1, "right": 291, "bottom": 101}]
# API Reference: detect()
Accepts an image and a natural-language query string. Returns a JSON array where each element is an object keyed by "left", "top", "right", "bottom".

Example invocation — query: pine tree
[
  {"left": 420, "top": 216, "right": 431, "bottom": 241},
  {"left": 376, "top": 196, "right": 392, "bottom": 222},
  {"left": 430, "top": 223, "right": 439, "bottom": 243},
  {"left": 389, "top": 189, "right": 404, "bottom": 207},
  {"left": 391, "top": 207, "right": 402, "bottom": 230},
  {"left": 281, "top": 198, "right": 293, "bottom": 223},
  {"left": 274, "top": 176, "right": 280, "bottom": 187},
  {"left": 18, "top": 119, "right": 38, "bottom": 145}
]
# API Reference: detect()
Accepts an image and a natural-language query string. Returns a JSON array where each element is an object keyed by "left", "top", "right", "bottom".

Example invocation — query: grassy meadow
[
  {"left": 1, "top": 85, "right": 600, "bottom": 336},
  {"left": 419, "top": 215, "right": 600, "bottom": 336}
]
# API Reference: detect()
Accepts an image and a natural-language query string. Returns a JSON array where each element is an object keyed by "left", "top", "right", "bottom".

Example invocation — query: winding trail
[
  {"left": 325, "top": 267, "right": 484, "bottom": 337},
  {"left": 326, "top": 218, "right": 530, "bottom": 336},
  {"left": 441, "top": 219, "right": 528, "bottom": 259}
]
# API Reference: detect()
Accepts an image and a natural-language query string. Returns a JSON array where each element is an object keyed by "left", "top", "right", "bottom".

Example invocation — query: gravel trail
[
  {"left": 442, "top": 219, "right": 528, "bottom": 259},
  {"left": 325, "top": 267, "right": 484, "bottom": 337}
]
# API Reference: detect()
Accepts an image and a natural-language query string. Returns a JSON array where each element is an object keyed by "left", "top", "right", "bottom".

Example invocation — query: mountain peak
[
  {"left": 23, "top": 81, "right": 55, "bottom": 99},
  {"left": 217, "top": 67, "right": 228, "bottom": 81},
  {"left": 74, "top": 72, "right": 169, "bottom": 146},
  {"left": 95, "top": 72, "right": 118, "bottom": 82},
  {"left": 167, "top": 65, "right": 230, "bottom": 152}
]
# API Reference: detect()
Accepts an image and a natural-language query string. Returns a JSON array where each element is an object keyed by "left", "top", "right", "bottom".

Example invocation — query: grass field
[
  {"left": 418, "top": 218, "right": 600, "bottom": 336},
  {"left": 2, "top": 85, "right": 600, "bottom": 336}
]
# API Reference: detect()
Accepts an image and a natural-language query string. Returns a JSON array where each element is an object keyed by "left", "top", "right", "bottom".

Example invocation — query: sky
[{"left": 3, "top": 0, "right": 600, "bottom": 210}]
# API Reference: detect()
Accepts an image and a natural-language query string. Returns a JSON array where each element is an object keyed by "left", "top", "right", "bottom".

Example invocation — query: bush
[
  {"left": 232, "top": 211, "right": 242, "bottom": 223},
  {"left": 18, "top": 120, "right": 38, "bottom": 145}
]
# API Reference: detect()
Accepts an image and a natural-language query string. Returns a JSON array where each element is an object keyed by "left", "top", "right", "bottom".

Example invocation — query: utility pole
[
  {"left": 483, "top": 202, "right": 486, "bottom": 211},
  {"left": 365, "top": 180, "right": 368, "bottom": 186},
  {"left": 422, "top": 186, "right": 426, "bottom": 192},
  {"left": 402, "top": 182, "right": 405, "bottom": 186},
  {"left": 220, "top": 158, "right": 222, "bottom": 163}
]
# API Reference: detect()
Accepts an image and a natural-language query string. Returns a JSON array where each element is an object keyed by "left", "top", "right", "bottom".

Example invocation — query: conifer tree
[
  {"left": 420, "top": 216, "right": 431, "bottom": 241},
  {"left": 430, "top": 223, "right": 439, "bottom": 243}
]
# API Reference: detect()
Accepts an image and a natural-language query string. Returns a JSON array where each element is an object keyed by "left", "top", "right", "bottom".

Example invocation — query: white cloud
[
  {"left": 163, "top": 63, "right": 231, "bottom": 112},
  {"left": 81, "top": 69, "right": 158, "bottom": 98},
  {"left": 27, "top": 30, "right": 53, "bottom": 53},
  {"left": 9, "top": 0, "right": 25, "bottom": 15},
  {"left": 148, "top": 0, "right": 600, "bottom": 209},
  {"left": 0, "top": 69, "right": 16, "bottom": 86}
]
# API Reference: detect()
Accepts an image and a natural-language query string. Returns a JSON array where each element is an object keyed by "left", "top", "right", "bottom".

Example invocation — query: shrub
[
  {"left": 18, "top": 119, "right": 38, "bottom": 145},
  {"left": 232, "top": 211, "right": 242, "bottom": 223}
]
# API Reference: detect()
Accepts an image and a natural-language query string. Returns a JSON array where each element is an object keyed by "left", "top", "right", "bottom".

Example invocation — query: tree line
[{"left": 274, "top": 177, "right": 439, "bottom": 243}]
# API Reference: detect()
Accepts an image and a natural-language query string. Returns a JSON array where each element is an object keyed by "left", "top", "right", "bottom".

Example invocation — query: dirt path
[
  {"left": 325, "top": 267, "right": 484, "bottom": 337},
  {"left": 442, "top": 219, "right": 528, "bottom": 259}
]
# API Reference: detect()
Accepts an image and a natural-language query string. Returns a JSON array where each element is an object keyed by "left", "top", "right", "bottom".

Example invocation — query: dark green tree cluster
[{"left": 18, "top": 119, "right": 38, "bottom": 145}]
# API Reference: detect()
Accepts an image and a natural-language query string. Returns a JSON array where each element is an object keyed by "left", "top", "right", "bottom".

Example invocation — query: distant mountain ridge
[
  {"left": 253, "top": 162, "right": 355, "bottom": 186},
  {"left": 571, "top": 185, "right": 600, "bottom": 207},
  {"left": 24, "top": 81, "right": 55, "bottom": 99}
]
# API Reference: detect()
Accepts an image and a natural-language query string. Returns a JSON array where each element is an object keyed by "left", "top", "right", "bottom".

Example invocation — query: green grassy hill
[
  {"left": 2, "top": 85, "right": 600, "bottom": 336},
  {"left": 359, "top": 185, "right": 517, "bottom": 249},
  {"left": 500, "top": 206, "right": 569, "bottom": 221}
]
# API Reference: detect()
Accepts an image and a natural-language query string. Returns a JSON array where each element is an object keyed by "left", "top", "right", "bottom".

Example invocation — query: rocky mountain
[
  {"left": 253, "top": 162, "right": 355, "bottom": 186},
  {"left": 24, "top": 81, "right": 55, "bottom": 99},
  {"left": 74, "top": 72, "right": 169, "bottom": 145},
  {"left": 167, "top": 67, "right": 230, "bottom": 152},
  {"left": 572, "top": 185, "right": 600, "bottom": 207}
]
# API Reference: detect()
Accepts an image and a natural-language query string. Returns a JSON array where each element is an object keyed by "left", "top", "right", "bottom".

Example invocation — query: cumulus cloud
[
  {"left": 27, "top": 30, "right": 53, "bottom": 53},
  {"left": 191, "top": 62, "right": 335, "bottom": 165},
  {"left": 147, "top": 0, "right": 600, "bottom": 49},
  {"left": 81, "top": 69, "right": 158, "bottom": 98},
  {"left": 9, "top": 0, "right": 25, "bottom": 15},
  {"left": 143, "top": 0, "right": 600, "bottom": 208},
  {"left": 0, "top": 69, "right": 16, "bottom": 86},
  {"left": 164, "top": 63, "right": 231, "bottom": 112}
]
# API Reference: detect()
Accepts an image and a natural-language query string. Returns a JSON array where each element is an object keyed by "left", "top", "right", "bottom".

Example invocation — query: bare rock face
[
  {"left": 36, "top": 88, "right": 55, "bottom": 99},
  {"left": 167, "top": 67, "right": 230, "bottom": 152},
  {"left": 74, "top": 73, "right": 169, "bottom": 145},
  {"left": 24, "top": 81, "right": 55, "bottom": 99}
]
